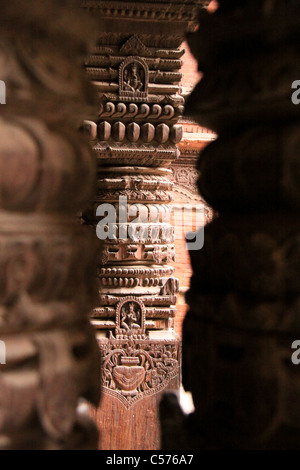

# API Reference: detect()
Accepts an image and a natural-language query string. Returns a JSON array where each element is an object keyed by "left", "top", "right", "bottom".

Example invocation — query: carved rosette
[
  {"left": 178, "top": 0, "right": 300, "bottom": 450},
  {"left": 0, "top": 1, "right": 100, "bottom": 449}
]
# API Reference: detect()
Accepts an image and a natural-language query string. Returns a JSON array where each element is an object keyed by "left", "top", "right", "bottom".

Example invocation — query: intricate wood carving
[
  {"left": 102, "top": 338, "right": 180, "bottom": 409},
  {"left": 119, "top": 57, "right": 149, "bottom": 101},
  {"left": 83, "top": 0, "right": 210, "bottom": 449},
  {"left": 0, "top": 0, "right": 100, "bottom": 450},
  {"left": 99, "top": 294, "right": 180, "bottom": 409},
  {"left": 82, "top": 0, "right": 210, "bottom": 28},
  {"left": 82, "top": 0, "right": 208, "bottom": 450}
]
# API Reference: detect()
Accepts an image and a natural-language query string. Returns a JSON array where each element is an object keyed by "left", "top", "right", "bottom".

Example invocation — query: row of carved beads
[
  {"left": 97, "top": 102, "right": 183, "bottom": 121},
  {"left": 85, "top": 120, "right": 183, "bottom": 144}
]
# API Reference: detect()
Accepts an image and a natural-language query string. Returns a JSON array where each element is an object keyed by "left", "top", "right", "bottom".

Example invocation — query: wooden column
[
  {"left": 162, "top": 0, "right": 300, "bottom": 450},
  {"left": 82, "top": 0, "right": 208, "bottom": 450},
  {"left": 0, "top": 1, "right": 100, "bottom": 450}
]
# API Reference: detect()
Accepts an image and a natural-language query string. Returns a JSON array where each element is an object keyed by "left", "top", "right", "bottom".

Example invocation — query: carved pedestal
[
  {"left": 174, "top": 0, "right": 300, "bottom": 450},
  {"left": 0, "top": 1, "right": 100, "bottom": 450},
  {"left": 82, "top": 0, "right": 208, "bottom": 450}
]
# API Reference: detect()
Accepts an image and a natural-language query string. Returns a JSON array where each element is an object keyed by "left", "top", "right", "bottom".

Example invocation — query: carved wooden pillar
[
  {"left": 82, "top": 0, "right": 208, "bottom": 450},
  {"left": 0, "top": 1, "right": 100, "bottom": 449},
  {"left": 162, "top": 0, "right": 300, "bottom": 450}
]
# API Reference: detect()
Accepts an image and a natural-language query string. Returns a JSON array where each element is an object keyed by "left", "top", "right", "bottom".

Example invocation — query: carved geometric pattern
[{"left": 82, "top": 1, "right": 210, "bottom": 31}]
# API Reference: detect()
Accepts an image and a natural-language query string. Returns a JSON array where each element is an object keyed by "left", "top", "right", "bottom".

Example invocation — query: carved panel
[{"left": 101, "top": 337, "right": 180, "bottom": 409}]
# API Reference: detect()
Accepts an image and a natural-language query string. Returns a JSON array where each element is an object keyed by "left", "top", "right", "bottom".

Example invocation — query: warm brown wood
[
  {"left": 95, "top": 375, "right": 179, "bottom": 450},
  {"left": 0, "top": 0, "right": 100, "bottom": 449},
  {"left": 82, "top": 0, "right": 208, "bottom": 450}
]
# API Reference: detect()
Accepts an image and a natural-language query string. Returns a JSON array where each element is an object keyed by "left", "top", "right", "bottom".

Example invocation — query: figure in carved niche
[
  {"left": 119, "top": 57, "right": 148, "bottom": 100},
  {"left": 124, "top": 63, "right": 144, "bottom": 92},
  {"left": 121, "top": 302, "right": 141, "bottom": 331},
  {"left": 115, "top": 297, "right": 146, "bottom": 339}
]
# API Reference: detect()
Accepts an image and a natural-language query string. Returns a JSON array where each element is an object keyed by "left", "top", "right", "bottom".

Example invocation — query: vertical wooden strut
[
  {"left": 0, "top": 1, "right": 100, "bottom": 450},
  {"left": 81, "top": 0, "right": 208, "bottom": 450},
  {"left": 176, "top": 0, "right": 300, "bottom": 450}
]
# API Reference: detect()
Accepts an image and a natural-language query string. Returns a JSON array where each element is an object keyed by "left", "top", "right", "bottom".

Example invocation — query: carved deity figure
[
  {"left": 123, "top": 63, "right": 144, "bottom": 92},
  {"left": 121, "top": 302, "right": 141, "bottom": 330}
]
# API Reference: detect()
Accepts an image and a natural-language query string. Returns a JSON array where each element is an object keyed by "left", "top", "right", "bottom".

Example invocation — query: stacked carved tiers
[
  {"left": 90, "top": 169, "right": 177, "bottom": 332},
  {"left": 82, "top": 0, "right": 208, "bottom": 446},
  {"left": 0, "top": 0, "right": 100, "bottom": 450},
  {"left": 83, "top": 34, "right": 185, "bottom": 334},
  {"left": 182, "top": 0, "right": 300, "bottom": 450},
  {"left": 85, "top": 37, "right": 184, "bottom": 167}
]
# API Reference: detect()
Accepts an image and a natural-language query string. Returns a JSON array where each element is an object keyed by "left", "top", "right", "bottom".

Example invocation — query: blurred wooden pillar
[
  {"left": 161, "top": 0, "right": 300, "bottom": 450},
  {"left": 0, "top": 0, "right": 100, "bottom": 449}
]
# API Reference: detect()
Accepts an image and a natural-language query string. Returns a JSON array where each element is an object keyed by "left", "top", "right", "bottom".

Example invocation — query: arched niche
[{"left": 119, "top": 57, "right": 149, "bottom": 101}]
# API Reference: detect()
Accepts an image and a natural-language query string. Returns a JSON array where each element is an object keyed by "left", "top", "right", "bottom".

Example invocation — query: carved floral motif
[{"left": 101, "top": 338, "right": 179, "bottom": 408}]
